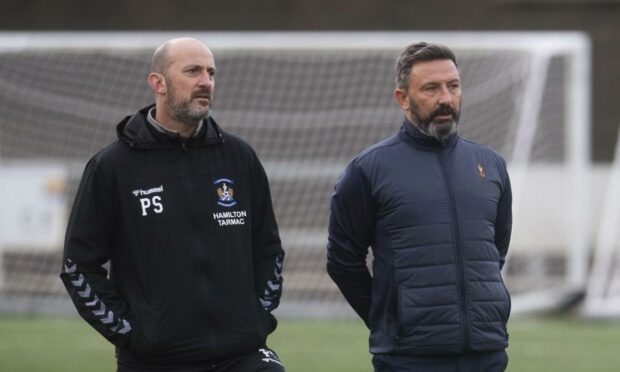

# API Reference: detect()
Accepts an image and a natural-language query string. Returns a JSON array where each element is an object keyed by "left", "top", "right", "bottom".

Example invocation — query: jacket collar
[
  {"left": 146, "top": 106, "right": 204, "bottom": 139},
  {"left": 116, "top": 104, "right": 224, "bottom": 150},
  {"left": 399, "top": 118, "right": 458, "bottom": 151}
]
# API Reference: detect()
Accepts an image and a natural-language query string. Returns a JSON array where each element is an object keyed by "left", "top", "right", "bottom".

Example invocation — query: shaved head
[
  {"left": 147, "top": 37, "right": 216, "bottom": 136},
  {"left": 150, "top": 37, "right": 212, "bottom": 75},
  {"left": 150, "top": 42, "right": 172, "bottom": 74}
]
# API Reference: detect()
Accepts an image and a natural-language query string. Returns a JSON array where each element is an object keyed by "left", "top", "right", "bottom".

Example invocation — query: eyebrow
[
  {"left": 183, "top": 64, "right": 216, "bottom": 72},
  {"left": 421, "top": 78, "right": 460, "bottom": 86}
]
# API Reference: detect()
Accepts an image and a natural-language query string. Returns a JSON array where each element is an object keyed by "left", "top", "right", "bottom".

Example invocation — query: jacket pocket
[
  {"left": 256, "top": 298, "right": 277, "bottom": 335},
  {"left": 395, "top": 285, "right": 405, "bottom": 338},
  {"left": 126, "top": 303, "right": 167, "bottom": 358},
  {"left": 395, "top": 283, "right": 461, "bottom": 342},
  {"left": 127, "top": 320, "right": 151, "bottom": 357},
  {"left": 500, "top": 278, "right": 511, "bottom": 323}
]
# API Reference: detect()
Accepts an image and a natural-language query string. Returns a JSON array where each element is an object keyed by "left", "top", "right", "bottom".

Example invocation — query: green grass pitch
[{"left": 0, "top": 316, "right": 619, "bottom": 371}]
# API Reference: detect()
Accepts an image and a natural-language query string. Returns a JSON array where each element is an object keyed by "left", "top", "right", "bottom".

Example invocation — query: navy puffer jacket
[{"left": 327, "top": 120, "right": 512, "bottom": 355}]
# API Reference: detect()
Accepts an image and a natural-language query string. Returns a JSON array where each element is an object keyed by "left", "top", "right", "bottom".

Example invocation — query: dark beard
[{"left": 410, "top": 104, "right": 459, "bottom": 143}]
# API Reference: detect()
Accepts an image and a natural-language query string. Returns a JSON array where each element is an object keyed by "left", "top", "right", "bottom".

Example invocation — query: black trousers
[
  {"left": 372, "top": 350, "right": 508, "bottom": 372},
  {"left": 117, "top": 347, "right": 285, "bottom": 372}
]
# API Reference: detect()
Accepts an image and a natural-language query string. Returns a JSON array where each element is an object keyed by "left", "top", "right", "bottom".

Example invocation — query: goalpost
[
  {"left": 0, "top": 31, "right": 590, "bottom": 316},
  {"left": 583, "top": 127, "right": 620, "bottom": 318}
]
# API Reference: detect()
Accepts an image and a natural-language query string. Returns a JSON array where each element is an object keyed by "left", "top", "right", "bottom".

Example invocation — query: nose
[
  {"left": 437, "top": 85, "right": 452, "bottom": 105},
  {"left": 197, "top": 71, "right": 213, "bottom": 88}
]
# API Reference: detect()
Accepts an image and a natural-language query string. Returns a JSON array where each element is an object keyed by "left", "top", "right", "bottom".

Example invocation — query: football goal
[
  {"left": 583, "top": 127, "right": 620, "bottom": 318},
  {"left": 0, "top": 31, "right": 590, "bottom": 317}
]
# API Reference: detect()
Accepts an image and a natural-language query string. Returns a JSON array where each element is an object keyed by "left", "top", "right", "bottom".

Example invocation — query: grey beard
[
  {"left": 167, "top": 102, "right": 210, "bottom": 128},
  {"left": 414, "top": 119, "right": 457, "bottom": 144}
]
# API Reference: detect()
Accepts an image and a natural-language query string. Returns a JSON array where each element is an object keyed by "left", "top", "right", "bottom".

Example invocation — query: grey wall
[{"left": 2, "top": 0, "right": 619, "bottom": 160}]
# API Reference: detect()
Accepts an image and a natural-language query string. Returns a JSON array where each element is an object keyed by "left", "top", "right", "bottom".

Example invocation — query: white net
[{"left": 0, "top": 32, "right": 590, "bottom": 316}]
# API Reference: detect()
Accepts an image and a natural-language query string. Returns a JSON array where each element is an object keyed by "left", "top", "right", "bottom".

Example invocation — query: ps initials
[{"left": 140, "top": 196, "right": 163, "bottom": 216}]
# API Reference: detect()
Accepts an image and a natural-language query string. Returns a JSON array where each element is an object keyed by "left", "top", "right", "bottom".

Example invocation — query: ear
[
  {"left": 394, "top": 88, "right": 409, "bottom": 111},
  {"left": 147, "top": 72, "right": 166, "bottom": 95}
]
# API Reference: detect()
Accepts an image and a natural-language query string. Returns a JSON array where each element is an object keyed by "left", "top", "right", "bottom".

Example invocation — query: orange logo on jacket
[{"left": 477, "top": 164, "right": 486, "bottom": 178}]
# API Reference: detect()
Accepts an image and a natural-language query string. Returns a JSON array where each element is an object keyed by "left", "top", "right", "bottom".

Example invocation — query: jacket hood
[{"left": 116, "top": 104, "right": 224, "bottom": 150}]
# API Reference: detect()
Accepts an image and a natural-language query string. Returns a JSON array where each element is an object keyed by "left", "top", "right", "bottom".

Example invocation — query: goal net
[{"left": 0, "top": 31, "right": 591, "bottom": 317}]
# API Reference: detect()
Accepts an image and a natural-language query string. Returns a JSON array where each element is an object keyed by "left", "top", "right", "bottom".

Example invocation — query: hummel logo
[
  {"left": 132, "top": 185, "right": 164, "bottom": 216},
  {"left": 132, "top": 185, "right": 164, "bottom": 197}
]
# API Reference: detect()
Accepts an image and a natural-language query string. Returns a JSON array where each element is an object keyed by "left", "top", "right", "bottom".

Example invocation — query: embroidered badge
[
  {"left": 477, "top": 164, "right": 486, "bottom": 178},
  {"left": 131, "top": 185, "right": 164, "bottom": 216},
  {"left": 214, "top": 178, "right": 237, "bottom": 207}
]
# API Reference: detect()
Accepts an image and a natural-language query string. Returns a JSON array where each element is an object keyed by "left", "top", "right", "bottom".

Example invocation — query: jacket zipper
[
  {"left": 437, "top": 150, "right": 470, "bottom": 353},
  {"left": 178, "top": 148, "right": 209, "bottom": 299}
]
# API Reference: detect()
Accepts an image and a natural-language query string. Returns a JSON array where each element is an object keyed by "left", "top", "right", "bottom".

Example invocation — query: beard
[
  {"left": 165, "top": 83, "right": 212, "bottom": 128},
  {"left": 409, "top": 98, "right": 459, "bottom": 143}
]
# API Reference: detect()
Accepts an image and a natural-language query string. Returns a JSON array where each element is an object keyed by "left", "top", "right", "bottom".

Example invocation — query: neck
[{"left": 154, "top": 108, "right": 198, "bottom": 138}]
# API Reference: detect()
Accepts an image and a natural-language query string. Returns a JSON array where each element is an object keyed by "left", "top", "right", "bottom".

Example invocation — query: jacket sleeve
[
  {"left": 326, "top": 160, "right": 375, "bottom": 327},
  {"left": 59, "top": 157, "right": 133, "bottom": 347},
  {"left": 495, "top": 157, "right": 513, "bottom": 270},
  {"left": 250, "top": 153, "right": 284, "bottom": 314}
]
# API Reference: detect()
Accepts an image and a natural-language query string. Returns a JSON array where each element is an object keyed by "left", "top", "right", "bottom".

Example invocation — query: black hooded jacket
[{"left": 60, "top": 105, "right": 284, "bottom": 365}]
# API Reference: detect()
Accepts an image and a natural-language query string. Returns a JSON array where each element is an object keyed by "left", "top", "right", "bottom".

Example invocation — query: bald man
[{"left": 61, "top": 38, "right": 286, "bottom": 372}]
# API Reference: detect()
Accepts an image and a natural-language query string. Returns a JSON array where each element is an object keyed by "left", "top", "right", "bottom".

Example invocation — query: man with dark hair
[
  {"left": 60, "top": 38, "right": 285, "bottom": 372},
  {"left": 327, "top": 42, "right": 512, "bottom": 371}
]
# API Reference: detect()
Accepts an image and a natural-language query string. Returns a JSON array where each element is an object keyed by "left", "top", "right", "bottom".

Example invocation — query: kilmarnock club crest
[{"left": 214, "top": 178, "right": 237, "bottom": 207}]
